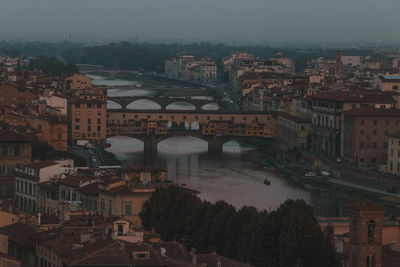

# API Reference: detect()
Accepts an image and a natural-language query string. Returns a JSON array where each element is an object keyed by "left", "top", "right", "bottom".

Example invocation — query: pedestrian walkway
[{"left": 326, "top": 177, "right": 400, "bottom": 198}]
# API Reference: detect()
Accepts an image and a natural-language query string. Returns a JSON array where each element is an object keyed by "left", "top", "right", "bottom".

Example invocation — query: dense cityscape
[{"left": 2, "top": 1, "right": 400, "bottom": 267}]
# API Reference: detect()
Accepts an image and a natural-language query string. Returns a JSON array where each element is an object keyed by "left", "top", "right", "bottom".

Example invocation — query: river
[{"left": 90, "top": 74, "right": 362, "bottom": 217}]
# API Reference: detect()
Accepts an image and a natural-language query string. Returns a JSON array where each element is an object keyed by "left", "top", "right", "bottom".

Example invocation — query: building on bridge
[{"left": 106, "top": 110, "right": 277, "bottom": 153}]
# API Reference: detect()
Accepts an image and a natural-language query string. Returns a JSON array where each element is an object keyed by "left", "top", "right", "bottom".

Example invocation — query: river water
[{"left": 90, "top": 74, "right": 362, "bottom": 217}]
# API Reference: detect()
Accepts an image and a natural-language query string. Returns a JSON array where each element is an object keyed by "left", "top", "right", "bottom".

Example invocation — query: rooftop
[
  {"left": 344, "top": 107, "right": 400, "bottom": 117},
  {"left": 0, "top": 129, "right": 34, "bottom": 143},
  {"left": 347, "top": 199, "right": 385, "bottom": 211}
]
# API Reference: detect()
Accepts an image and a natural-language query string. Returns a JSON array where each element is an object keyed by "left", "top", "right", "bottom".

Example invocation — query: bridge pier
[
  {"left": 143, "top": 136, "right": 158, "bottom": 152},
  {"left": 208, "top": 136, "right": 224, "bottom": 153}
]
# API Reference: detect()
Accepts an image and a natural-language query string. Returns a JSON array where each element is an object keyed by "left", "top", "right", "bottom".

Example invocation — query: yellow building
[{"left": 98, "top": 180, "right": 156, "bottom": 227}]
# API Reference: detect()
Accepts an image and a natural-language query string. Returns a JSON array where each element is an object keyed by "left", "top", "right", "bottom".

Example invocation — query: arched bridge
[
  {"left": 106, "top": 110, "right": 277, "bottom": 153},
  {"left": 107, "top": 96, "right": 221, "bottom": 111}
]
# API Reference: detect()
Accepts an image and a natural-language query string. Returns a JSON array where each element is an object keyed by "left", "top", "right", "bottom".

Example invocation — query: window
[
  {"left": 75, "top": 111, "right": 80, "bottom": 115},
  {"left": 373, "top": 130, "right": 377, "bottom": 135},
  {"left": 360, "top": 129, "right": 364, "bottom": 135},
  {"left": 75, "top": 125, "right": 80, "bottom": 130},
  {"left": 14, "top": 146, "right": 20, "bottom": 156},
  {"left": 75, "top": 103, "right": 80, "bottom": 108},
  {"left": 360, "top": 142, "right": 365, "bottom": 149},
  {"left": 108, "top": 200, "right": 112, "bottom": 215},
  {"left": 61, "top": 190, "right": 65, "bottom": 200},
  {"left": 118, "top": 225, "right": 123, "bottom": 236},
  {"left": 97, "top": 104, "right": 102, "bottom": 108},
  {"left": 125, "top": 203, "right": 132, "bottom": 215},
  {"left": 75, "top": 118, "right": 80, "bottom": 123},
  {"left": 361, "top": 120, "right": 364, "bottom": 125},
  {"left": 58, "top": 130, "right": 62, "bottom": 141},
  {"left": 88, "top": 118, "right": 91, "bottom": 124},
  {"left": 100, "top": 199, "right": 105, "bottom": 212},
  {"left": 384, "top": 142, "right": 388, "bottom": 149},
  {"left": 373, "top": 120, "right": 377, "bottom": 125},
  {"left": 97, "top": 118, "right": 101, "bottom": 124},
  {"left": 368, "top": 220, "right": 375, "bottom": 241},
  {"left": 372, "top": 142, "right": 377, "bottom": 149},
  {"left": 7, "top": 146, "right": 14, "bottom": 156}
]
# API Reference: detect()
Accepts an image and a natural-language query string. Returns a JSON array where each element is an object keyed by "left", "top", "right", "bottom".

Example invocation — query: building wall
[
  {"left": 98, "top": 191, "right": 153, "bottom": 226},
  {"left": 388, "top": 136, "right": 400, "bottom": 174},
  {"left": 0, "top": 211, "right": 20, "bottom": 228},
  {"left": 65, "top": 74, "right": 92, "bottom": 90},
  {"left": 277, "top": 115, "right": 312, "bottom": 150},
  {"left": 70, "top": 101, "right": 107, "bottom": 144},
  {"left": 343, "top": 116, "right": 400, "bottom": 167}
]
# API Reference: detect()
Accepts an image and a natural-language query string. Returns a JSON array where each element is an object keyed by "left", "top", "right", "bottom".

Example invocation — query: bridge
[
  {"left": 106, "top": 110, "right": 277, "bottom": 153},
  {"left": 107, "top": 96, "right": 221, "bottom": 111}
]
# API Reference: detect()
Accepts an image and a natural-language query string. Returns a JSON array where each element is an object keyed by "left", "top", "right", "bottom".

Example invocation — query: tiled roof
[
  {"left": 347, "top": 199, "right": 385, "bottom": 211},
  {"left": 277, "top": 111, "right": 311, "bottom": 124},
  {"left": 0, "top": 222, "right": 38, "bottom": 249},
  {"left": 197, "top": 253, "right": 253, "bottom": 267},
  {"left": 344, "top": 107, "right": 400, "bottom": 117},
  {"left": 26, "top": 160, "right": 58, "bottom": 170},
  {"left": 0, "top": 129, "right": 34, "bottom": 143},
  {"left": 382, "top": 245, "right": 400, "bottom": 267}
]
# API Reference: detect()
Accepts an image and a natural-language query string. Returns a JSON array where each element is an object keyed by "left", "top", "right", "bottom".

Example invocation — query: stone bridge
[
  {"left": 107, "top": 96, "right": 220, "bottom": 111},
  {"left": 106, "top": 110, "right": 277, "bottom": 153}
]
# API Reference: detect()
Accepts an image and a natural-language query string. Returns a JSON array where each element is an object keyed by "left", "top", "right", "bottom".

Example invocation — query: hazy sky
[{"left": 1, "top": 0, "right": 399, "bottom": 43}]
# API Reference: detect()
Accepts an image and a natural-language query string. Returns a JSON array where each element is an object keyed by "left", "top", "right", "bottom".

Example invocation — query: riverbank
[{"left": 238, "top": 138, "right": 400, "bottom": 207}]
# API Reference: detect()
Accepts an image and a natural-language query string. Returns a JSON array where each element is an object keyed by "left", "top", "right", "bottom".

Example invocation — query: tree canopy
[{"left": 139, "top": 186, "right": 339, "bottom": 267}]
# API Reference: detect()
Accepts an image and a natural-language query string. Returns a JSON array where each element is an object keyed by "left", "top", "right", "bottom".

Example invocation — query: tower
[
  {"left": 335, "top": 51, "right": 343, "bottom": 75},
  {"left": 348, "top": 199, "right": 385, "bottom": 267}
]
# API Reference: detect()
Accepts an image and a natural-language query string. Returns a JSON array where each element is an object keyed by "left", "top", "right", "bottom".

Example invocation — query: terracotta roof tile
[{"left": 347, "top": 199, "right": 385, "bottom": 211}]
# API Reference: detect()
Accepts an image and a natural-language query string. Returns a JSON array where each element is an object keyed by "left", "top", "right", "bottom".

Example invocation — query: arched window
[
  {"left": 352, "top": 219, "right": 357, "bottom": 241},
  {"left": 366, "top": 255, "right": 375, "bottom": 267},
  {"left": 368, "top": 220, "right": 375, "bottom": 239},
  {"left": 353, "top": 255, "right": 357, "bottom": 267}
]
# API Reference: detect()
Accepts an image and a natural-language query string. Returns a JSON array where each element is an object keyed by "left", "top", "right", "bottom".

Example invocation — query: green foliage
[
  {"left": 39, "top": 150, "right": 87, "bottom": 167},
  {"left": 31, "top": 141, "right": 54, "bottom": 159},
  {"left": 101, "top": 150, "right": 121, "bottom": 166},
  {"left": 29, "top": 55, "right": 78, "bottom": 75},
  {"left": 140, "top": 186, "right": 339, "bottom": 267}
]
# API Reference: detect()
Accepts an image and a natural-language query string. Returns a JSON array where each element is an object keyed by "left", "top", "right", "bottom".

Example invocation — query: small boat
[
  {"left": 264, "top": 178, "right": 271, "bottom": 185},
  {"left": 320, "top": 170, "right": 330, "bottom": 176},
  {"left": 304, "top": 171, "right": 317, "bottom": 177}
]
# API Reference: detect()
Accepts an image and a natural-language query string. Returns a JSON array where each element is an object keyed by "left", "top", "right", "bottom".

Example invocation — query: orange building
[
  {"left": 0, "top": 84, "right": 36, "bottom": 106},
  {"left": 69, "top": 83, "right": 107, "bottom": 145}
]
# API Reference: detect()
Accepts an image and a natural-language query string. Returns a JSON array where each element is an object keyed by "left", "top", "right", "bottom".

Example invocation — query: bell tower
[{"left": 348, "top": 199, "right": 385, "bottom": 267}]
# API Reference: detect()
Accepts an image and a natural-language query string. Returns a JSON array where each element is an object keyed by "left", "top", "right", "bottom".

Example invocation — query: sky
[{"left": 0, "top": 0, "right": 399, "bottom": 43}]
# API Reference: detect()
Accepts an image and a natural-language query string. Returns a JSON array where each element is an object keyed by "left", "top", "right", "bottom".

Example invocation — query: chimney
[{"left": 191, "top": 248, "right": 197, "bottom": 264}]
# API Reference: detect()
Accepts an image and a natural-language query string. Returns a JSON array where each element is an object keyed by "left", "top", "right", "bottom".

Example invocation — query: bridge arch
[
  {"left": 107, "top": 100, "right": 122, "bottom": 109},
  {"left": 127, "top": 99, "right": 162, "bottom": 110},
  {"left": 200, "top": 103, "right": 219, "bottom": 111},
  {"left": 165, "top": 101, "right": 196, "bottom": 111}
]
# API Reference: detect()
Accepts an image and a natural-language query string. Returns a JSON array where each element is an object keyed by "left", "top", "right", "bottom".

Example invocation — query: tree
[{"left": 139, "top": 187, "right": 339, "bottom": 267}]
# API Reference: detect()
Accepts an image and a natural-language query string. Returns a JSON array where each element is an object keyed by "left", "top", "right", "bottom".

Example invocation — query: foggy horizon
[{"left": 1, "top": 0, "right": 400, "bottom": 44}]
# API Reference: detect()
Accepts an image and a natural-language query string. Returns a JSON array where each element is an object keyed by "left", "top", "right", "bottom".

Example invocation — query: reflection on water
[
  {"left": 96, "top": 74, "right": 398, "bottom": 217},
  {"left": 106, "top": 136, "right": 361, "bottom": 216}
]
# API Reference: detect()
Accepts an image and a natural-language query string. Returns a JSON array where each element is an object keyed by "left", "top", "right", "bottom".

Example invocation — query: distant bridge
[
  {"left": 107, "top": 96, "right": 221, "bottom": 111},
  {"left": 106, "top": 110, "right": 277, "bottom": 153}
]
